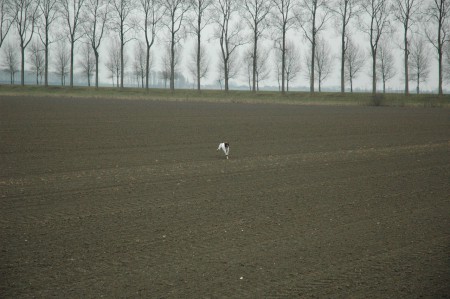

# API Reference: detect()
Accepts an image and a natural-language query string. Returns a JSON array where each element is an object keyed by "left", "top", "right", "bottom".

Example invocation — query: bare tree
[
  {"left": 2, "top": 41, "right": 19, "bottom": 84},
  {"left": 410, "top": 37, "right": 430, "bottom": 94},
  {"left": 283, "top": 39, "right": 301, "bottom": 91},
  {"left": 297, "top": 0, "right": 331, "bottom": 92},
  {"left": 105, "top": 38, "right": 124, "bottom": 87},
  {"left": 217, "top": 66, "right": 224, "bottom": 89},
  {"left": 394, "top": 0, "right": 421, "bottom": 94},
  {"left": 376, "top": 41, "right": 397, "bottom": 93},
  {"left": 314, "top": 37, "right": 333, "bottom": 92},
  {"left": 330, "top": 0, "right": 360, "bottom": 93},
  {"left": 242, "top": 0, "right": 271, "bottom": 91},
  {"left": 61, "top": 0, "right": 85, "bottom": 87},
  {"left": 54, "top": 40, "right": 70, "bottom": 85},
  {"left": 133, "top": 41, "right": 146, "bottom": 87},
  {"left": 161, "top": 0, "right": 190, "bottom": 91},
  {"left": 160, "top": 43, "right": 179, "bottom": 88},
  {"left": 188, "top": 42, "right": 209, "bottom": 88},
  {"left": 217, "top": 46, "right": 241, "bottom": 90},
  {"left": 189, "top": 0, "right": 213, "bottom": 90},
  {"left": 79, "top": 42, "right": 95, "bottom": 86},
  {"left": 105, "top": 53, "right": 117, "bottom": 86},
  {"left": 244, "top": 43, "right": 270, "bottom": 90},
  {"left": 425, "top": 0, "right": 450, "bottom": 95},
  {"left": 12, "top": 0, "right": 40, "bottom": 85},
  {"left": 214, "top": 0, "right": 246, "bottom": 91},
  {"left": 28, "top": 40, "right": 44, "bottom": 84},
  {"left": 344, "top": 37, "right": 365, "bottom": 92},
  {"left": 83, "top": 0, "right": 110, "bottom": 88},
  {"left": 270, "top": 0, "right": 297, "bottom": 93},
  {"left": 275, "top": 54, "right": 282, "bottom": 91},
  {"left": 1, "top": 0, "right": 15, "bottom": 50},
  {"left": 160, "top": 54, "right": 170, "bottom": 88},
  {"left": 140, "top": 0, "right": 164, "bottom": 89},
  {"left": 304, "top": 48, "right": 312, "bottom": 82},
  {"left": 38, "top": 0, "right": 59, "bottom": 86},
  {"left": 304, "top": 38, "right": 333, "bottom": 92},
  {"left": 244, "top": 47, "right": 254, "bottom": 90},
  {"left": 359, "top": 0, "right": 391, "bottom": 94},
  {"left": 255, "top": 45, "right": 271, "bottom": 89},
  {"left": 245, "top": 48, "right": 253, "bottom": 90},
  {"left": 111, "top": 0, "right": 136, "bottom": 88}
]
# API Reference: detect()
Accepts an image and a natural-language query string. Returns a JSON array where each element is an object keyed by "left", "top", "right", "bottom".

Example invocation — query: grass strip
[{"left": 1, "top": 85, "right": 448, "bottom": 107}]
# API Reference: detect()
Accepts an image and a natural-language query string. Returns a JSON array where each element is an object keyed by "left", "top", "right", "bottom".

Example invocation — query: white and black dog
[{"left": 217, "top": 142, "right": 230, "bottom": 159}]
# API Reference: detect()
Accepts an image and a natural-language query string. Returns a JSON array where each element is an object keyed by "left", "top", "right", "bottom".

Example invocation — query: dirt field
[{"left": 1, "top": 96, "right": 449, "bottom": 298}]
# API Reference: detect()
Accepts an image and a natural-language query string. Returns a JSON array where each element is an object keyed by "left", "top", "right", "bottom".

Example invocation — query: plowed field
[{"left": 1, "top": 96, "right": 449, "bottom": 298}]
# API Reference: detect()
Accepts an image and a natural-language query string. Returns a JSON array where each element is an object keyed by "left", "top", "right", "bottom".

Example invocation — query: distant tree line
[{"left": 0, "top": 0, "right": 448, "bottom": 94}]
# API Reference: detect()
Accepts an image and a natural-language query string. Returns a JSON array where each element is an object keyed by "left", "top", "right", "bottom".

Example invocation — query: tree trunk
[
  {"left": 438, "top": 19, "right": 443, "bottom": 95},
  {"left": 404, "top": 21, "right": 409, "bottom": 95},
  {"left": 438, "top": 47, "right": 443, "bottom": 95},
  {"left": 416, "top": 74, "right": 419, "bottom": 94},
  {"left": 340, "top": 7, "right": 346, "bottom": 93},
  {"left": 197, "top": 18, "right": 201, "bottom": 91},
  {"left": 170, "top": 37, "right": 175, "bottom": 90},
  {"left": 45, "top": 30, "right": 49, "bottom": 87},
  {"left": 120, "top": 42, "right": 124, "bottom": 88},
  {"left": 21, "top": 44, "right": 25, "bottom": 86},
  {"left": 197, "top": 36, "right": 201, "bottom": 91},
  {"left": 372, "top": 48, "right": 377, "bottom": 94},
  {"left": 224, "top": 58, "right": 229, "bottom": 91},
  {"left": 310, "top": 39, "right": 315, "bottom": 93},
  {"left": 252, "top": 27, "right": 257, "bottom": 92},
  {"left": 146, "top": 46, "right": 150, "bottom": 89},
  {"left": 257, "top": 72, "right": 259, "bottom": 91},
  {"left": 70, "top": 39, "right": 74, "bottom": 87},
  {"left": 95, "top": 51, "right": 99, "bottom": 88},
  {"left": 310, "top": 11, "right": 316, "bottom": 93},
  {"left": 281, "top": 28, "right": 286, "bottom": 93}
]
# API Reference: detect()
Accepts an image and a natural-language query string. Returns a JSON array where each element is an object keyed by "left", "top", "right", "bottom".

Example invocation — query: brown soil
[{"left": 1, "top": 96, "right": 449, "bottom": 298}]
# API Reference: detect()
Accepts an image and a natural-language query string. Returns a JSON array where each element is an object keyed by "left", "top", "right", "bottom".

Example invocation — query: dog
[{"left": 217, "top": 142, "right": 230, "bottom": 159}]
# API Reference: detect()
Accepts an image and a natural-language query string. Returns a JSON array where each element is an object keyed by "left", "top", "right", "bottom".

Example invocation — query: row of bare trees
[{"left": 0, "top": 0, "right": 448, "bottom": 94}]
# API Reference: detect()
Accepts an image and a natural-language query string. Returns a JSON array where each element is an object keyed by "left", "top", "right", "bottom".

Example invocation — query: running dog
[{"left": 217, "top": 142, "right": 230, "bottom": 159}]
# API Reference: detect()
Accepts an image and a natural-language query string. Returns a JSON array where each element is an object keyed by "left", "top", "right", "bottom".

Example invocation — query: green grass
[{"left": 1, "top": 85, "right": 449, "bottom": 107}]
